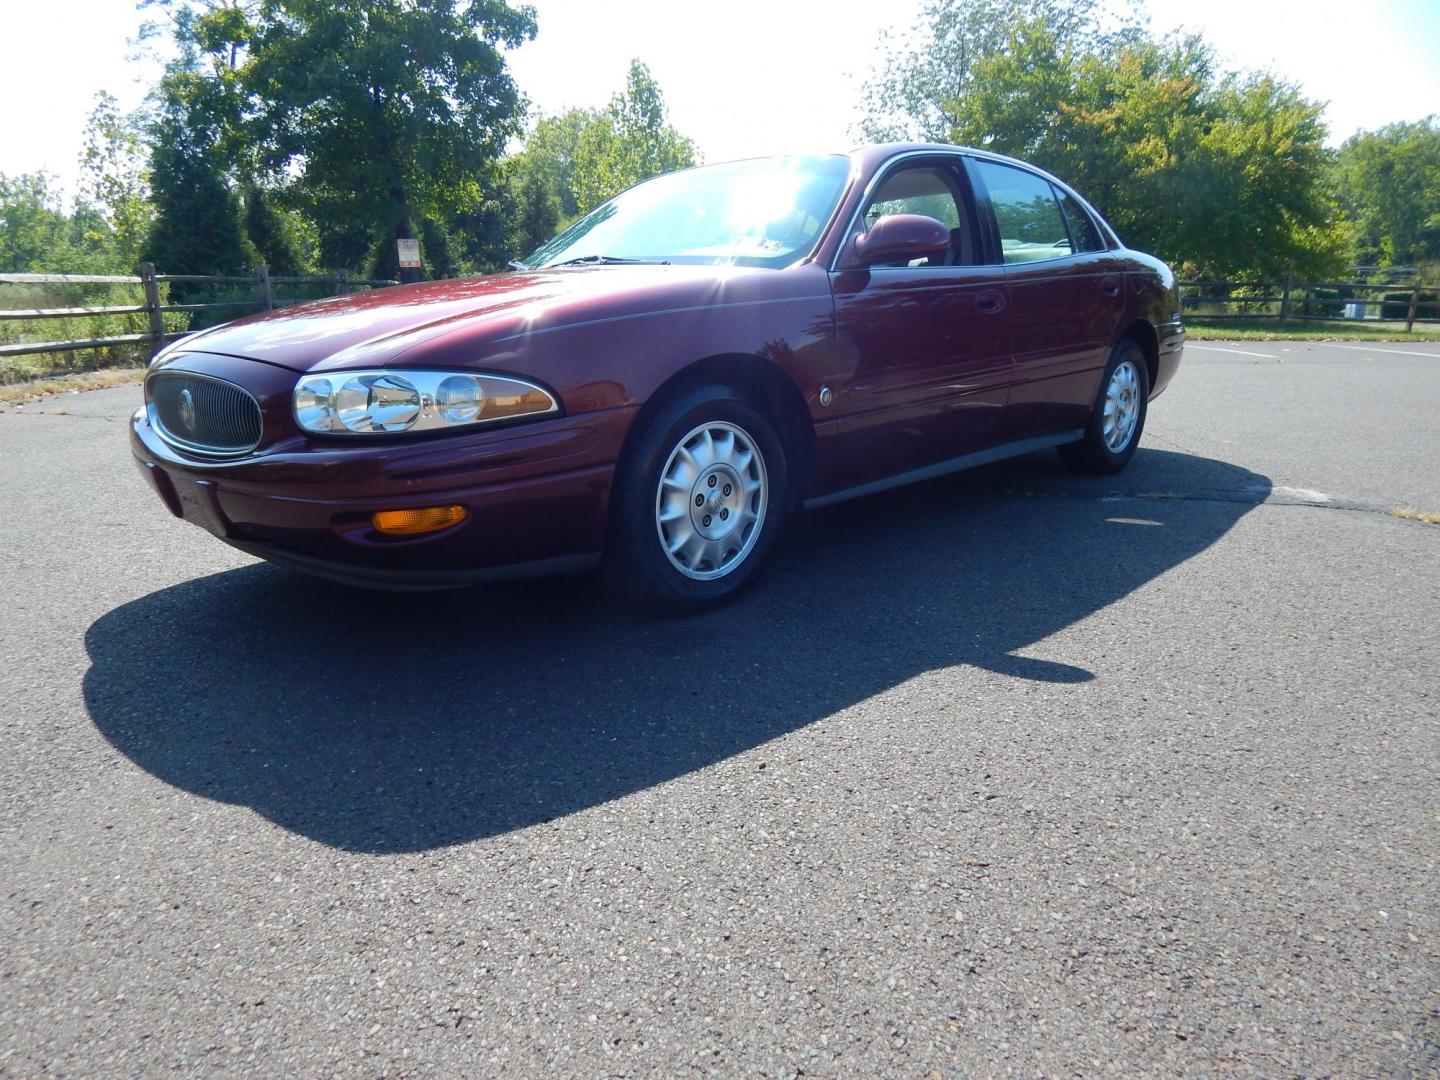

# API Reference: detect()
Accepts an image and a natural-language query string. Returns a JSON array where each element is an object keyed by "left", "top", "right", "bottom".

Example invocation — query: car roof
[{"left": 849, "top": 141, "right": 1058, "bottom": 182}]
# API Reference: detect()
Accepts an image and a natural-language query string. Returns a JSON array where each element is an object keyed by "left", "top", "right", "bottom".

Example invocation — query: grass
[
  {"left": 1188, "top": 320, "right": 1440, "bottom": 342},
  {"left": 1390, "top": 507, "right": 1440, "bottom": 525},
  {"left": 0, "top": 366, "right": 145, "bottom": 406}
]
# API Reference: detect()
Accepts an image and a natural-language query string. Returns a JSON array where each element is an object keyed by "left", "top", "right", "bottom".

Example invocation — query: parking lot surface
[{"left": 2, "top": 340, "right": 1437, "bottom": 1076}]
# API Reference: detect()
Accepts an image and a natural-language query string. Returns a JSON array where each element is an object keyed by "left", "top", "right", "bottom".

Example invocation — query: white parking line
[
  {"left": 1319, "top": 343, "right": 1440, "bottom": 359},
  {"left": 1187, "top": 344, "right": 1277, "bottom": 359}
]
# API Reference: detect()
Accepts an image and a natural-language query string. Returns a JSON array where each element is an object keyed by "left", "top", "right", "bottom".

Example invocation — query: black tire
[
  {"left": 1059, "top": 338, "right": 1150, "bottom": 475},
  {"left": 605, "top": 384, "right": 789, "bottom": 614}
]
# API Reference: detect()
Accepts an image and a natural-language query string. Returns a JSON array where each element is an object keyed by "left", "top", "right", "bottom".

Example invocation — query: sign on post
[{"left": 397, "top": 238, "right": 421, "bottom": 269}]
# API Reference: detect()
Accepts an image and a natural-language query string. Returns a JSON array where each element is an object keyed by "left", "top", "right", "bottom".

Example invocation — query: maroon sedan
[{"left": 132, "top": 144, "right": 1184, "bottom": 611}]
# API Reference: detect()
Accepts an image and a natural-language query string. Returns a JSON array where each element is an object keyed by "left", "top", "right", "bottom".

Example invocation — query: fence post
[
  {"left": 1278, "top": 273, "right": 1292, "bottom": 324},
  {"left": 138, "top": 262, "right": 165, "bottom": 357},
  {"left": 336, "top": 269, "right": 350, "bottom": 296},
  {"left": 256, "top": 262, "right": 274, "bottom": 311},
  {"left": 1406, "top": 279, "right": 1422, "bottom": 333}
]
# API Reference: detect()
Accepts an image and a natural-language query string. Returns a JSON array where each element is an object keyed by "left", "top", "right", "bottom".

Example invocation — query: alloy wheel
[
  {"left": 654, "top": 421, "right": 768, "bottom": 580},
  {"left": 1103, "top": 359, "right": 1141, "bottom": 453}
]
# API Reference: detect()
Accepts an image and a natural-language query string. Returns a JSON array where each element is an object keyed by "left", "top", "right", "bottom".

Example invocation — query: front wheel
[
  {"left": 606, "top": 385, "right": 788, "bottom": 613},
  {"left": 1060, "top": 339, "right": 1150, "bottom": 475}
]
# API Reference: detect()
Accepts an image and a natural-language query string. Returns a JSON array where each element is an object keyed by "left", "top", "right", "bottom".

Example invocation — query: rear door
[
  {"left": 965, "top": 158, "right": 1126, "bottom": 436},
  {"left": 826, "top": 155, "right": 1012, "bottom": 488}
]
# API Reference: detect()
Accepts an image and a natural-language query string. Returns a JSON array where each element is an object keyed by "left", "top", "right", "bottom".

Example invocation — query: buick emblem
[{"left": 177, "top": 387, "right": 197, "bottom": 433}]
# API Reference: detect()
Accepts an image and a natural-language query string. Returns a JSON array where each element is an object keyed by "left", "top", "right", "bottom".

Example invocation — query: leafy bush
[{"left": 1381, "top": 290, "right": 1438, "bottom": 320}]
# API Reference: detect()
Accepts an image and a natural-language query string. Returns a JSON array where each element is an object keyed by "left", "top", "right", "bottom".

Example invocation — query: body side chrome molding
[{"left": 802, "top": 428, "right": 1085, "bottom": 511}]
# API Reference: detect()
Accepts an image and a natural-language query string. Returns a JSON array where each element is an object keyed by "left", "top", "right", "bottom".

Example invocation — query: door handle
[
  {"left": 1100, "top": 275, "right": 1122, "bottom": 297},
  {"left": 975, "top": 289, "right": 1006, "bottom": 314}
]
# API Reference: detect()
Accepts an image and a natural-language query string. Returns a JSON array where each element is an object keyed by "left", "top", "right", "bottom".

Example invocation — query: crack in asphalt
[{"left": 2, "top": 408, "right": 121, "bottom": 421}]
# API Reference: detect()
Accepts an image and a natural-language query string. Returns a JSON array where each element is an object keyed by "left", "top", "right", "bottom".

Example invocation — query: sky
[{"left": 2, "top": 0, "right": 1438, "bottom": 198}]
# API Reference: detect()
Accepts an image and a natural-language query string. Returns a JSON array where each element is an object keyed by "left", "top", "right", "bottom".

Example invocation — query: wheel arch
[
  {"left": 1116, "top": 319, "right": 1159, "bottom": 393},
  {"left": 619, "top": 353, "right": 816, "bottom": 508}
]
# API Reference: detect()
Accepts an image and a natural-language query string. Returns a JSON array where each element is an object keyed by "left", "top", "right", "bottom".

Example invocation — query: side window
[
  {"left": 857, "top": 163, "right": 976, "bottom": 267},
  {"left": 1054, "top": 185, "right": 1104, "bottom": 254},
  {"left": 971, "top": 160, "right": 1072, "bottom": 264}
]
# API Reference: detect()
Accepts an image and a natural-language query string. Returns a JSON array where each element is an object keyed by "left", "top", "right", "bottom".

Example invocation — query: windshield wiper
[{"left": 548, "top": 255, "right": 670, "bottom": 267}]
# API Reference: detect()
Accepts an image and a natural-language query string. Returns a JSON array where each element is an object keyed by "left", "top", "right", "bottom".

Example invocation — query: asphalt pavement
[{"left": 2, "top": 340, "right": 1437, "bottom": 1076}]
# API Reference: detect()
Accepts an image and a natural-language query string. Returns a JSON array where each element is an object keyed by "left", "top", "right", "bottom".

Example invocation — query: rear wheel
[
  {"left": 1060, "top": 338, "right": 1149, "bottom": 475},
  {"left": 606, "top": 385, "right": 788, "bottom": 613}
]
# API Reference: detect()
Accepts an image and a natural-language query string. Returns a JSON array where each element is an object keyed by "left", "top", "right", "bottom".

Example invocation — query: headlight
[{"left": 292, "top": 369, "right": 558, "bottom": 435}]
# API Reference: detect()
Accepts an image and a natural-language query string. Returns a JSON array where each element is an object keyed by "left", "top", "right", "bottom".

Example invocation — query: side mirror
[{"left": 840, "top": 214, "right": 950, "bottom": 269}]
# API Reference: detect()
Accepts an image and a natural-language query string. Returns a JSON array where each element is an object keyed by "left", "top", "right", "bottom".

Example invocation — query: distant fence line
[
  {"left": 1, "top": 263, "right": 1432, "bottom": 375},
  {"left": 0, "top": 263, "right": 398, "bottom": 364},
  {"left": 1180, "top": 272, "right": 1433, "bottom": 332}
]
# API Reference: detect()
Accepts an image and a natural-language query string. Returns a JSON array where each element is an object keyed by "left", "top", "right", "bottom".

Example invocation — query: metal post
[
  {"left": 1406, "top": 279, "right": 1422, "bottom": 333},
  {"left": 1279, "top": 273, "right": 1291, "bottom": 324},
  {"left": 138, "top": 262, "right": 165, "bottom": 357},
  {"left": 256, "top": 262, "right": 274, "bottom": 311},
  {"left": 336, "top": 269, "right": 350, "bottom": 296}
]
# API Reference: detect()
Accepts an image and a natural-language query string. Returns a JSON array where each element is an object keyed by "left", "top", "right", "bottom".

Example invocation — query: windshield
[{"left": 520, "top": 154, "right": 852, "bottom": 270}]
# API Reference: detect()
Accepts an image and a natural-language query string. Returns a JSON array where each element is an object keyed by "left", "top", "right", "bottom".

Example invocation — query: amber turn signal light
[{"left": 372, "top": 505, "right": 468, "bottom": 536}]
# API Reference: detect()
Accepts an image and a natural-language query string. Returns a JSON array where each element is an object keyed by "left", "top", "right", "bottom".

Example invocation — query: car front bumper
[{"left": 130, "top": 393, "right": 634, "bottom": 589}]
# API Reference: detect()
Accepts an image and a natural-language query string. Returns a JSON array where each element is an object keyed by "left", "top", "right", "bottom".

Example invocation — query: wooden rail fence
[
  {"left": 1180, "top": 272, "right": 1432, "bottom": 331},
  {"left": 0, "top": 263, "right": 398, "bottom": 364}
]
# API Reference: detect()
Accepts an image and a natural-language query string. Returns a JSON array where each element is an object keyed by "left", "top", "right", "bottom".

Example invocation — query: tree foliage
[
  {"left": 243, "top": 0, "right": 536, "bottom": 279},
  {"left": 26, "top": 0, "right": 1428, "bottom": 288},
  {"left": 508, "top": 165, "right": 563, "bottom": 260},
  {"left": 0, "top": 174, "right": 86, "bottom": 272},
  {"left": 144, "top": 73, "right": 254, "bottom": 285},
  {"left": 480, "top": 63, "right": 698, "bottom": 270},
  {"left": 513, "top": 108, "right": 591, "bottom": 221},
  {"left": 569, "top": 61, "right": 698, "bottom": 214},
  {"left": 242, "top": 183, "right": 310, "bottom": 274},
  {"left": 77, "top": 92, "right": 155, "bottom": 271},
  {"left": 858, "top": 0, "right": 1127, "bottom": 142},
  {"left": 1333, "top": 118, "right": 1440, "bottom": 267},
  {"left": 859, "top": 0, "right": 1351, "bottom": 278}
]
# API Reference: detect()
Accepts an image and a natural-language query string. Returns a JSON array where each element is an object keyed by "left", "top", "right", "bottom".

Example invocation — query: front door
[
  {"left": 827, "top": 157, "right": 1013, "bottom": 490},
  {"left": 966, "top": 158, "right": 1127, "bottom": 436}
]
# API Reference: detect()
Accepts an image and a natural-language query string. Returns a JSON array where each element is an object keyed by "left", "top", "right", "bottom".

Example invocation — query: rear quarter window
[{"left": 1054, "top": 186, "right": 1105, "bottom": 254}]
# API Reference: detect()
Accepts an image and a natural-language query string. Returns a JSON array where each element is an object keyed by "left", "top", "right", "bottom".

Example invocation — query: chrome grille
[{"left": 148, "top": 370, "right": 262, "bottom": 456}]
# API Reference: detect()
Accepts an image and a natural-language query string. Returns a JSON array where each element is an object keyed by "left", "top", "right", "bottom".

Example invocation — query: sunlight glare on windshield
[{"left": 524, "top": 154, "right": 851, "bottom": 270}]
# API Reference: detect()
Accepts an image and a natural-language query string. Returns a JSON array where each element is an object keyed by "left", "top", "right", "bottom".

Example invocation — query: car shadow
[{"left": 84, "top": 448, "right": 1270, "bottom": 853}]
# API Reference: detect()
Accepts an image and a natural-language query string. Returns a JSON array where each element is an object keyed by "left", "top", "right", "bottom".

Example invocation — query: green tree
[
  {"left": 451, "top": 185, "right": 514, "bottom": 272},
  {"left": 145, "top": 74, "right": 255, "bottom": 289},
  {"left": 242, "top": 183, "right": 310, "bottom": 274},
  {"left": 0, "top": 173, "right": 82, "bottom": 272},
  {"left": 243, "top": 0, "right": 537, "bottom": 282},
  {"left": 77, "top": 92, "right": 155, "bottom": 271},
  {"left": 140, "top": 2, "right": 258, "bottom": 289},
  {"left": 1333, "top": 118, "right": 1440, "bottom": 266},
  {"left": 857, "top": 0, "right": 1126, "bottom": 141},
  {"left": 138, "top": 1, "right": 258, "bottom": 162},
  {"left": 508, "top": 164, "right": 563, "bottom": 260},
  {"left": 570, "top": 61, "right": 698, "bottom": 213},
  {"left": 511, "top": 107, "right": 593, "bottom": 221},
  {"left": 860, "top": 0, "right": 1350, "bottom": 278}
]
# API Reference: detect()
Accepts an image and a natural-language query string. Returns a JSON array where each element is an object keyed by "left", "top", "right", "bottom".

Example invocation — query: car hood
[{"left": 167, "top": 265, "right": 764, "bottom": 374}]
